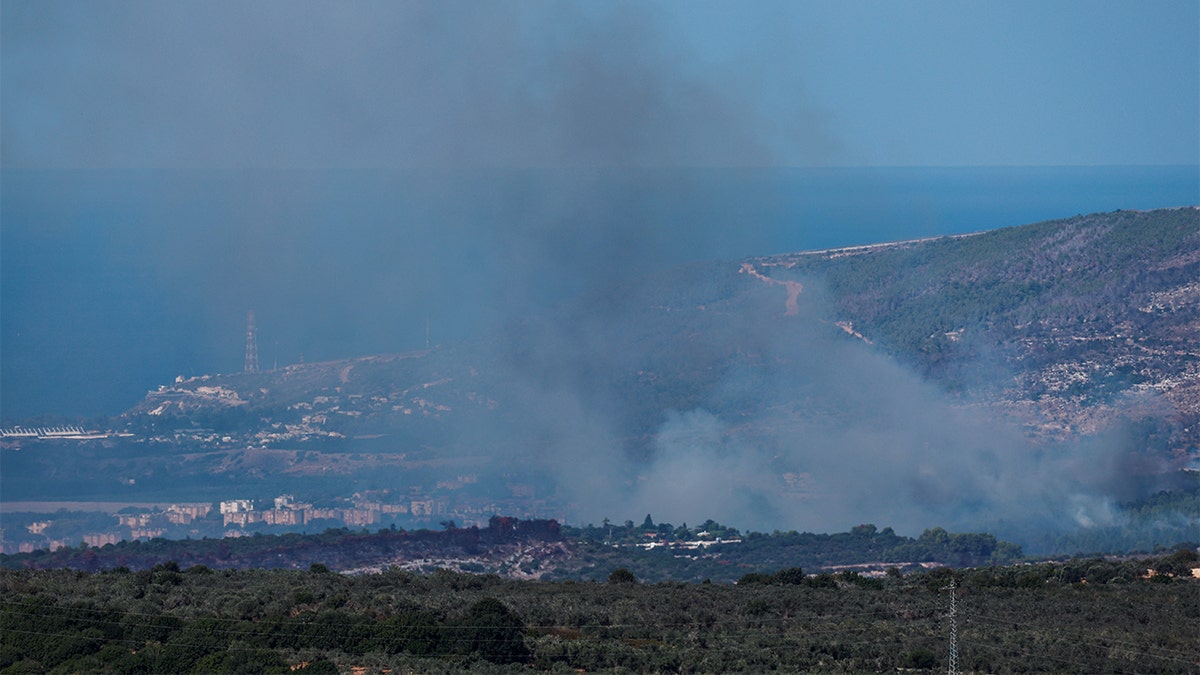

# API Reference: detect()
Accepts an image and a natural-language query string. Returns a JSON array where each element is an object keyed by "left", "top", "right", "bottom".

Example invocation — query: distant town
[
  {"left": 0, "top": 425, "right": 119, "bottom": 441},
  {"left": 0, "top": 481, "right": 573, "bottom": 555}
]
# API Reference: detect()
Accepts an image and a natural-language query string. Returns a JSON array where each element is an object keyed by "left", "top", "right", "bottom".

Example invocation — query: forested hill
[{"left": 747, "top": 206, "right": 1200, "bottom": 446}]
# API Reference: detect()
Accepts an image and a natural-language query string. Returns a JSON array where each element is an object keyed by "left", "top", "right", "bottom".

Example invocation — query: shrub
[
  {"left": 451, "top": 597, "right": 529, "bottom": 664},
  {"left": 774, "top": 567, "right": 806, "bottom": 585},
  {"left": 902, "top": 647, "right": 939, "bottom": 669},
  {"left": 608, "top": 568, "right": 638, "bottom": 584}
]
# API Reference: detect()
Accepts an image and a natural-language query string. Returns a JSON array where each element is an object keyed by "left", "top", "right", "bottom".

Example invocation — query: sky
[
  {"left": 2, "top": 0, "right": 1198, "bottom": 420},
  {"left": 3, "top": 0, "right": 1197, "bottom": 169}
]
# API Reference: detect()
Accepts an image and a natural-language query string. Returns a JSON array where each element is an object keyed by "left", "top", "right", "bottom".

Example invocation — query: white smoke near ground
[
  {"left": 633, "top": 409, "right": 778, "bottom": 527},
  {"left": 1067, "top": 494, "right": 1119, "bottom": 529},
  {"left": 488, "top": 272, "right": 1181, "bottom": 541}
]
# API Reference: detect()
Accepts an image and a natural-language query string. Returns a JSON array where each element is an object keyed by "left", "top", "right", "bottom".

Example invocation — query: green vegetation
[
  {"left": 554, "top": 520, "right": 1024, "bottom": 583},
  {"left": 786, "top": 209, "right": 1200, "bottom": 388},
  {"left": 2, "top": 552, "right": 1196, "bottom": 673}
]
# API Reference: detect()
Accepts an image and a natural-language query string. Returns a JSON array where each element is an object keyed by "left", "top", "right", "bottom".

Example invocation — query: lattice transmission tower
[
  {"left": 244, "top": 310, "right": 259, "bottom": 373},
  {"left": 943, "top": 578, "right": 959, "bottom": 675}
]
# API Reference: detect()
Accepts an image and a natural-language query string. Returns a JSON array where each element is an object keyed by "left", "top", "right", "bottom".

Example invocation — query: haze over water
[{"left": 2, "top": 165, "right": 1196, "bottom": 421}]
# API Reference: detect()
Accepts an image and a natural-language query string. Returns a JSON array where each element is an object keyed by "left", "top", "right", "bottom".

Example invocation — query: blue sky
[{"left": 3, "top": 0, "right": 1197, "bottom": 168}]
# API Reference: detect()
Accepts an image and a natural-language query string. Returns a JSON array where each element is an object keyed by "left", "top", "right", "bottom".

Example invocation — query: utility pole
[{"left": 943, "top": 578, "right": 959, "bottom": 675}]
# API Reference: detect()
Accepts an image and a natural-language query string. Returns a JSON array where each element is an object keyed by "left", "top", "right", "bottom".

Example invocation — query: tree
[
  {"left": 918, "top": 527, "right": 950, "bottom": 546},
  {"left": 1159, "top": 548, "right": 1199, "bottom": 577},
  {"left": 850, "top": 524, "right": 877, "bottom": 537},
  {"left": 774, "top": 567, "right": 806, "bottom": 585},
  {"left": 451, "top": 597, "right": 528, "bottom": 664},
  {"left": 608, "top": 568, "right": 638, "bottom": 584},
  {"left": 902, "top": 648, "right": 938, "bottom": 669}
]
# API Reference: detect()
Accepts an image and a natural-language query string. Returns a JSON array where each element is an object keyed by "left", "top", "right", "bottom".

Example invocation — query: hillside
[
  {"left": 5, "top": 208, "right": 1197, "bottom": 543},
  {"left": 763, "top": 207, "right": 1200, "bottom": 447}
]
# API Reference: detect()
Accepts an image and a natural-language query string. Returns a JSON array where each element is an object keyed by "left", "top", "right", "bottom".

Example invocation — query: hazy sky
[
  {"left": 3, "top": 0, "right": 1197, "bottom": 169},
  {"left": 2, "top": 1, "right": 1198, "bottom": 420}
]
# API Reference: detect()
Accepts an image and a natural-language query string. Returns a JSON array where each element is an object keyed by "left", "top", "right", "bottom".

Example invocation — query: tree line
[{"left": 2, "top": 549, "right": 1196, "bottom": 673}]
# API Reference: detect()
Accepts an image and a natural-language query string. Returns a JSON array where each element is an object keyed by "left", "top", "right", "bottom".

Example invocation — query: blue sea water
[{"left": 2, "top": 165, "right": 1197, "bottom": 419}]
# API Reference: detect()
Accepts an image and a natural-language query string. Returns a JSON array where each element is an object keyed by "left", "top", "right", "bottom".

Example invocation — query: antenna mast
[{"left": 244, "top": 310, "right": 259, "bottom": 373}]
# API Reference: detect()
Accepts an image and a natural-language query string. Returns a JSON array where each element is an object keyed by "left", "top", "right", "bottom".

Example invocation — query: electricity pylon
[{"left": 942, "top": 578, "right": 959, "bottom": 675}]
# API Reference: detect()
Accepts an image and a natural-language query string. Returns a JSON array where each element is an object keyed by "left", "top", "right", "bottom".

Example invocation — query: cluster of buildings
[
  {"left": 218, "top": 494, "right": 412, "bottom": 529},
  {"left": 117, "top": 503, "right": 213, "bottom": 539},
  {"left": 0, "top": 503, "right": 216, "bottom": 554},
  {"left": 1, "top": 481, "right": 573, "bottom": 554},
  {"left": 635, "top": 533, "right": 744, "bottom": 550}
]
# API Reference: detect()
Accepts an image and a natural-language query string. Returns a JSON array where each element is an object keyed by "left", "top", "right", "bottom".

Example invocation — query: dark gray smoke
[
  {"left": 2, "top": 2, "right": 835, "bottom": 169},
  {"left": 3, "top": 1, "right": 836, "bottom": 417}
]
